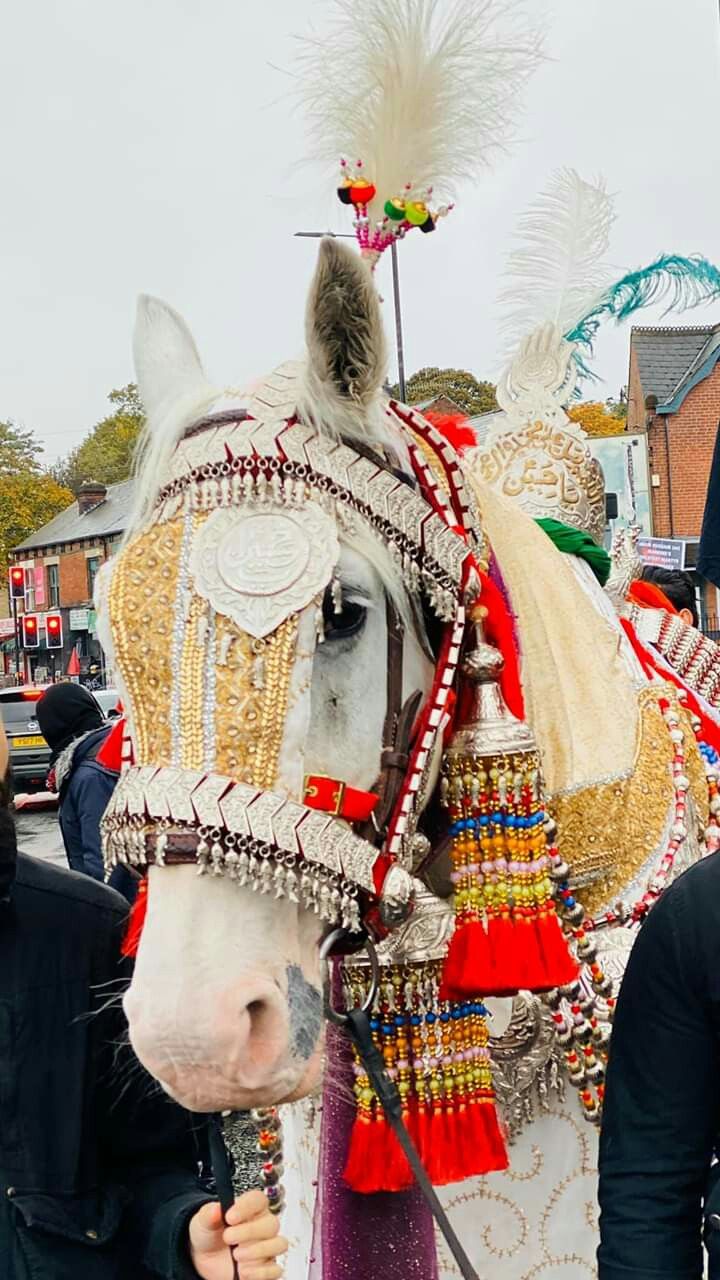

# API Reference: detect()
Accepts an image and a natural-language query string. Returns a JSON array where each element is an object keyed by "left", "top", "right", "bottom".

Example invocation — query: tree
[
  {"left": 0, "top": 421, "right": 44, "bottom": 474},
  {"left": 0, "top": 472, "right": 73, "bottom": 573},
  {"left": 55, "top": 383, "right": 145, "bottom": 493},
  {"left": 567, "top": 401, "right": 627, "bottom": 439},
  {"left": 389, "top": 367, "right": 498, "bottom": 417}
]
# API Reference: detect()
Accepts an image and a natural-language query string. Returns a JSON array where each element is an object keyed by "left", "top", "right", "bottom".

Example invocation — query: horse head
[{"left": 96, "top": 239, "right": 479, "bottom": 1112}]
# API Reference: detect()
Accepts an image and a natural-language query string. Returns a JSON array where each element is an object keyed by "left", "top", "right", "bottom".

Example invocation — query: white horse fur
[{"left": 120, "top": 240, "right": 435, "bottom": 1111}]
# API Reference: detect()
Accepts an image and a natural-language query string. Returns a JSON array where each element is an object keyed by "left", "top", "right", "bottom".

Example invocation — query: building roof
[
  {"left": 631, "top": 324, "right": 720, "bottom": 412},
  {"left": 13, "top": 479, "right": 136, "bottom": 553}
]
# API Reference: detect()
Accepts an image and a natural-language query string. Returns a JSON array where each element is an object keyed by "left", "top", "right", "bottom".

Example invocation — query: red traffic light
[
  {"left": 21, "top": 615, "right": 39, "bottom": 648},
  {"left": 45, "top": 613, "right": 63, "bottom": 649},
  {"left": 9, "top": 567, "right": 25, "bottom": 600}
]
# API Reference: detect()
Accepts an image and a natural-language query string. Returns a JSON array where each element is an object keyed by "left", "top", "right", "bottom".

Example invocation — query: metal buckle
[{"left": 303, "top": 773, "right": 346, "bottom": 818}]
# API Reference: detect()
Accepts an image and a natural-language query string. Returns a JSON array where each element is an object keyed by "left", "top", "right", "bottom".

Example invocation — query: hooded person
[{"left": 36, "top": 683, "right": 126, "bottom": 889}]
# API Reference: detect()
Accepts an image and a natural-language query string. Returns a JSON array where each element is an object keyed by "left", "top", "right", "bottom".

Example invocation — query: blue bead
[
  {"left": 395, "top": 1015, "right": 406, "bottom": 1026},
  {"left": 410, "top": 1015, "right": 421, "bottom": 1026},
  {"left": 440, "top": 1011, "right": 451, "bottom": 1023},
  {"left": 370, "top": 1019, "right": 380, "bottom": 1031},
  {"left": 382, "top": 1023, "right": 393, "bottom": 1035},
  {"left": 425, "top": 1012, "right": 436, "bottom": 1024},
  {"left": 565, "top": 896, "right": 576, "bottom": 908},
  {"left": 480, "top": 815, "right": 490, "bottom": 826}
]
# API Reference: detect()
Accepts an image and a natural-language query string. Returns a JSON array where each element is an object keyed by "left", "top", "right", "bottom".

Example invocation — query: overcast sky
[{"left": 1, "top": 0, "right": 719, "bottom": 464}]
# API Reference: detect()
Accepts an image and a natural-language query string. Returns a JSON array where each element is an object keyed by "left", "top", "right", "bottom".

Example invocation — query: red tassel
[
  {"left": 515, "top": 912, "right": 548, "bottom": 990},
  {"left": 383, "top": 1110, "right": 415, "bottom": 1192},
  {"left": 343, "top": 1112, "right": 387, "bottom": 1193},
  {"left": 472, "top": 1099, "right": 509, "bottom": 1175},
  {"left": 424, "top": 1103, "right": 452, "bottom": 1184},
  {"left": 484, "top": 911, "right": 521, "bottom": 996},
  {"left": 536, "top": 908, "right": 578, "bottom": 987},
  {"left": 121, "top": 878, "right": 148, "bottom": 958},
  {"left": 440, "top": 919, "right": 493, "bottom": 1001}
]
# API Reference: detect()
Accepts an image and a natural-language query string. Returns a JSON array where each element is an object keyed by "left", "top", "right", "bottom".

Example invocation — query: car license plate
[{"left": 13, "top": 735, "right": 45, "bottom": 749}]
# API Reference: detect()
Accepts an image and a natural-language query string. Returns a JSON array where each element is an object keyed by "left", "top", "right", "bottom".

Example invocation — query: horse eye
[{"left": 322, "top": 590, "right": 367, "bottom": 641}]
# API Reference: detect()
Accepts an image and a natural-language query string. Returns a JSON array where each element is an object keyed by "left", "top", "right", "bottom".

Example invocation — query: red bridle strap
[{"left": 303, "top": 774, "right": 379, "bottom": 823}]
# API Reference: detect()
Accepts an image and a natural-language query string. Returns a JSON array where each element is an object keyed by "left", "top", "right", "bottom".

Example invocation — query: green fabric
[{"left": 535, "top": 517, "right": 611, "bottom": 586}]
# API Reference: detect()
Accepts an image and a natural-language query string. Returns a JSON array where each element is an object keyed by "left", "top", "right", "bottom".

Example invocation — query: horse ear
[
  {"left": 133, "top": 295, "right": 210, "bottom": 420},
  {"left": 304, "top": 238, "right": 387, "bottom": 414}
]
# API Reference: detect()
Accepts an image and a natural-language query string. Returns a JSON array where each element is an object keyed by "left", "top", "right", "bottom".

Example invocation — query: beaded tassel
[
  {"left": 342, "top": 959, "right": 507, "bottom": 1193},
  {"left": 440, "top": 608, "right": 577, "bottom": 1000}
]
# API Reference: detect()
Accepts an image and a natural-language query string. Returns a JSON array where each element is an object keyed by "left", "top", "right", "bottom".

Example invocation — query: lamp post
[{"left": 294, "top": 231, "right": 407, "bottom": 402}]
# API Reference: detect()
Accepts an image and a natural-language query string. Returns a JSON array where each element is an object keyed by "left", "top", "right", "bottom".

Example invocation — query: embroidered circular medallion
[
  {"left": 190, "top": 503, "right": 339, "bottom": 638},
  {"left": 217, "top": 513, "right": 311, "bottom": 598}
]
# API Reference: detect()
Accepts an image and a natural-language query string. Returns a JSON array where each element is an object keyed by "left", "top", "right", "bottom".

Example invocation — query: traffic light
[
  {"left": 9, "top": 566, "right": 25, "bottom": 600},
  {"left": 21, "top": 615, "right": 39, "bottom": 648},
  {"left": 46, "top": 614, "right": 63, "bottom": 649}
]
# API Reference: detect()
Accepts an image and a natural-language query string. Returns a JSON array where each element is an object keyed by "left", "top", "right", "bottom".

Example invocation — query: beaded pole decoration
[
  {"left": 337, "top": 161, "right": 453, "bottom": 268},
  {"left": 342, "top": 958, "right": 507, "bottom": 1193},
  {"left": 439, "top": 606, "right": 578, "bottom": 1001}
]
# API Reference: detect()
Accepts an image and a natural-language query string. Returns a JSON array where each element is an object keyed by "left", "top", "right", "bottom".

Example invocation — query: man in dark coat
[
  {"left": 598, "top": 850, "right": 720, "bottom": 1279},
  {"left": 36, "top": 683, "right": 122, "bottom": 885},
  {"left": 0, "top": 801, "right": 287, "bottom": 1279}
]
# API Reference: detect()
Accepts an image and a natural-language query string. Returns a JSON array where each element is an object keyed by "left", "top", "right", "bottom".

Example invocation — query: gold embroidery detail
[
  {"left": 180, "top": 592, "right": 207, "bottom": 771},
  {"left": 108, "top": 520, "right": 182, "bottom": 765},
  {"left": 550, "top": 685, "right": 704, "bottom": 918},
  {"left": 215, "top": 613, "right": 299, "bottom": 790}
]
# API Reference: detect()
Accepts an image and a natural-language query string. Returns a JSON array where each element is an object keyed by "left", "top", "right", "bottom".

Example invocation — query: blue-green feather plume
[{"left": 565, "top": 253, "right": 720, "bottom": 377}]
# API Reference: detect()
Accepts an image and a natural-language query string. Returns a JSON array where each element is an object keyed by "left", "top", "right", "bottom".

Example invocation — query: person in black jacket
[
  {"left": 0, "top": 792, "right": 287, "bottom": 1279},
  {"left": 598, "top": 850, "right": 720, "bottom": 1279},
  {"left": 36, "top": 682, "right": 120, "bottom": 883}
]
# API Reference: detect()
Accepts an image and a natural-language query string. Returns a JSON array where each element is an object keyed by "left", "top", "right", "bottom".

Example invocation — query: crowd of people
[{"left": 1, "top": 703, "right": 288, "bottom": 1280}]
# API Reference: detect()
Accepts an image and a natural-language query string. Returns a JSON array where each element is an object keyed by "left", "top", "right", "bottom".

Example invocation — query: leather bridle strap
[{"left": 358, "top": 598, "right": 422, "bottom": 847}]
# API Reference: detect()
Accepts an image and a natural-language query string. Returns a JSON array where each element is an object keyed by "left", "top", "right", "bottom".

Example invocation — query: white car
[{"left": 93, "top": 688, "right": 122, "bottom": 718}]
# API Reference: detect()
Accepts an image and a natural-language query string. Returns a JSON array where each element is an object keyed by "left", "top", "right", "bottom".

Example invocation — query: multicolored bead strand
[{"left": 341, "top": 959, "right": 507, "bottom": 1192}]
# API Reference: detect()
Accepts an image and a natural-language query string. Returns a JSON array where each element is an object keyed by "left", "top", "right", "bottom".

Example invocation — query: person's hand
[{"left": 188, "top": 1189, "right": 287, "bottom": 1279}]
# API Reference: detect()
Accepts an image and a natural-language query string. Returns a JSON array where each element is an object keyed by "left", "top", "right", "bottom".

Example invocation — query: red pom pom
[{"left": 423, "top": 410, "right": 477, "bottom": 453}]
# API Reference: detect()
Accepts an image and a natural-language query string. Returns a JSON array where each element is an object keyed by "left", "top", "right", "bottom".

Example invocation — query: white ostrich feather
[
  {"left": 498, "top": 168, "right": 617, "bottom": 359},
  {"left": 297, "top": 0, "right": 545, "bottom": 220}
]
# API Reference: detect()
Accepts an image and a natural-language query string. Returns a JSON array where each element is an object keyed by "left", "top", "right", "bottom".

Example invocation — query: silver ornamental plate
[{"left": 190, "top": 502, "right": 339, "bottom": 638}]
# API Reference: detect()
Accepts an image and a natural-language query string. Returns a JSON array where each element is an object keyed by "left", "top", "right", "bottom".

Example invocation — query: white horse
[{"left": 96, "top": 239, "right": 707, "bottom": 1278}]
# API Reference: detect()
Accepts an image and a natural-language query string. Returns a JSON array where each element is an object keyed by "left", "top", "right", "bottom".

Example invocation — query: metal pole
[
  {"left": 390, "top": 240, "right": 406, "bottom": 403},
  {"left": 12, "top": 596, "right": 20, "bottom": 686}
]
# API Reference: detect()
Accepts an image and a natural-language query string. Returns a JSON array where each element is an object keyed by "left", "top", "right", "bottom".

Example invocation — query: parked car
[
  {"left": 93, "top": 688, "right": 122, "bottom": 718},
  {"left": 0, "top": 685, "right": 121, "bottom": 792},
  {"left": 0, "top": 686, "right": 51, "bottom": 790}
]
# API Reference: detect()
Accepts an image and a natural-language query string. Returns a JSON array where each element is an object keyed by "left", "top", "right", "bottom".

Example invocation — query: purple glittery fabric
[{"left": 309, "top": 971, "right": 438, "bottom": 1280}]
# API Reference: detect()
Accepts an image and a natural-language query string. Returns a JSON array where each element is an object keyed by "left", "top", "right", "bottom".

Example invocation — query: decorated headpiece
[
  {"left": 298, "top": 0, "right": 543, "bottom": 268},
  {"left": 474, "top": 169, "right": 720, "bottom": 544}
]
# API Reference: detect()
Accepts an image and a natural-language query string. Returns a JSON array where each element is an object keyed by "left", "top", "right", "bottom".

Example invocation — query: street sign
[
  {"left": 69, "top": 608, "right": 89, "bottom": 631},
  {"left": 637, "top": 536, "right": 686, "bottom": 571}
]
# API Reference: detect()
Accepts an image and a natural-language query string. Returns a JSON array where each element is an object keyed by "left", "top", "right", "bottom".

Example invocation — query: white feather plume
[
  {"left": 296, "top": 0, "right": 545, "bottom": 219},
  {"left": 498, "top": 168, "right": 617, "bottom": 359}
]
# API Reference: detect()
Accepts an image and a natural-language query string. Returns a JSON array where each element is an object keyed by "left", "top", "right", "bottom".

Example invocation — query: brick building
[
  {"left": 5, "top": 480, "right": 133, "bottom": 683},
  {"left": 628, "top": 324, "right": 720, "bottom": 626}
]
